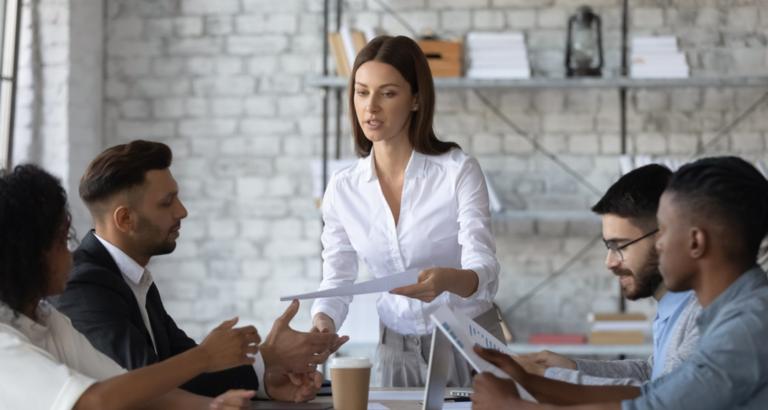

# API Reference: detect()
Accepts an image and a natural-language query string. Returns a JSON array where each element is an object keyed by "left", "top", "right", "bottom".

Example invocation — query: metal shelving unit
[
  {"left": 313, "top": 0, "right": 768, "bottom": 319},
  {"left": 309, "top": 75, "right": 768, "bottom": 90}
]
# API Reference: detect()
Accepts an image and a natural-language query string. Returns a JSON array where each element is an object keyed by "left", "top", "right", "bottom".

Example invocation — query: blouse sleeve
[
  {"left": 310, "top": 174, "right": 359, "bottom": 330},
  {"left": 455, "top": 157, "right": 500, "bottom": 302},
  {"left": 0, "top": 325, "right": 97, "bottom": 410}
]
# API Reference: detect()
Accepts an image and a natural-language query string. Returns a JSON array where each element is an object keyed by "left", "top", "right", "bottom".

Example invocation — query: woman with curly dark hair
[{"left": 0, "top": 164, "right": 258, "bottom": 410}]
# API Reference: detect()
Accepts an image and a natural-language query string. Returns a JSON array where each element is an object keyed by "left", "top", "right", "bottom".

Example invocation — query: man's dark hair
[
  {"left": 667, "top": 156, "right": 768, "bottom": 263},
  {"left": 0, "top": 164, "right": 69, "bottom": 314},
  {"left": 79, "top": 140, "right": 172, "bottom": 206},
  {"left": 591, "top": 164, "right": 672, "bottom": 219}
]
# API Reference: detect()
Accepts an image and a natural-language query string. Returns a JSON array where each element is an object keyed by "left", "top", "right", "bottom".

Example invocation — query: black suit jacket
[{"left": 55, "top": 230, "right": 259, "bottom": 397}]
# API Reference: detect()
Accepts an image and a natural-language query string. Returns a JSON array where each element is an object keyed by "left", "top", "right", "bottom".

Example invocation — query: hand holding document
[
  {"left": 430, "top": 306, "right": 536, "bottom": 402},
  {"left": 280, "top": 270, "right": 419, "bottom": 301}
]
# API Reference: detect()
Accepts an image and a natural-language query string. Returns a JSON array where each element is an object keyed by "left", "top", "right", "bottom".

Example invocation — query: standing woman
[{"left": 311, "top": 35, "right": 502, "bottom": 387}]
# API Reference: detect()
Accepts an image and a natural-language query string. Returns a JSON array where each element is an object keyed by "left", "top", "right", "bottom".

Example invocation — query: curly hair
[{"left": 0, "top": 164, "right": 69, "bottom": 314}]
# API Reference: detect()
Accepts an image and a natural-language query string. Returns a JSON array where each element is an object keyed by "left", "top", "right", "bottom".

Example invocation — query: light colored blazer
[{"left": 544, "top": 295, "right": 701, "bottom": 386}]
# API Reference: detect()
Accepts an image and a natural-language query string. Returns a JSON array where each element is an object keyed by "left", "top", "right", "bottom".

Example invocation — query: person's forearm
[
  {"left": 523, "top": 372, "right": 641, "bottom": 405},
  {"left": 75, "top": 347, "right": 210, "bottom": 410},
  {"left": 448, "top": 268, "right": 479, "bottom": 297}
]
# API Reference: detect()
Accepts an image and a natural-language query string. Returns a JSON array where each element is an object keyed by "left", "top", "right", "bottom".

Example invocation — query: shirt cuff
[
  {"left": 253, "top": 352, "right": 268, "bottom": 399},
  {"left": 465, "top": 265, "right": 491, "bottom": 300},
  {"left": 310, "top": 299, "right": 345, "bottom": 331}
]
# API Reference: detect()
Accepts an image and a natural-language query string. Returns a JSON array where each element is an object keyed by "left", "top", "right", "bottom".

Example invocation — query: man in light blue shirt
[
  {"left": 648, "top": 290, "right": 693, "bottom": 380},
  {"left": 471, "top": 156, "right": 768, "bottom": 410},
  {"left": 520, "top": 165, "right": 700, "bottom": 386}
]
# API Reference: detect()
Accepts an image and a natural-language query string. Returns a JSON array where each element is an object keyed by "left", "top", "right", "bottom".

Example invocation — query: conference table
[{"left": 252, "top": 388, "right": 472, "bottom": 409}]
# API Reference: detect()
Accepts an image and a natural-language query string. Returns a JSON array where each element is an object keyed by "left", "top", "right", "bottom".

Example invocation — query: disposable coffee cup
[{"left": 329, "top": 357, "right": 372, "bottom": 410}]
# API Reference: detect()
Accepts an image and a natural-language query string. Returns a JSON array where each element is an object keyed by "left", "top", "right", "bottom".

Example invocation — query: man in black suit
[{"left": 56, "top": 140, "right": 346, "bottom": 402}]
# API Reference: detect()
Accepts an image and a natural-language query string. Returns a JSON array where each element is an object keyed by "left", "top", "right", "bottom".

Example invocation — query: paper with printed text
[{"left": 279, "top": 270, "right": 419, "bottom": 301}]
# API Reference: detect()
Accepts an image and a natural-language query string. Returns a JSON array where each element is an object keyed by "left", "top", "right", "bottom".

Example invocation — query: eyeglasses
[{"left": 603, "top": 229, "right": 658, "bottom": 262}]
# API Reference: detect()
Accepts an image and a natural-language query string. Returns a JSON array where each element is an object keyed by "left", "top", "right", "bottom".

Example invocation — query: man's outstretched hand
[{"left": 261, "top": 300, "right": 346, "bottom": 372}]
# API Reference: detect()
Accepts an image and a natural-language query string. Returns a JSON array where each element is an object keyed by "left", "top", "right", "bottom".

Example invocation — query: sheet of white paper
[
  {"left": 430, "top": 306, "right": 537, "bottom": 402},
  {"left": 368, "top": 390, "right": 425, "bottom": 401},
  {"left": 280, "top": 270, "right": 418, "bottom": 301},
  {"left": 442, "top": 402, "right": 472, "bottom": 409},
  {"left": 367, "top": 403, "right": 389, "bottom": 410}
]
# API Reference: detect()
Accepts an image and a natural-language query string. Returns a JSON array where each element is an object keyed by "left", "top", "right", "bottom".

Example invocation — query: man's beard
[
  {"left": 621, "top": 247, "right": 663, "bottom": 300},
  {"left": 136, "top": 215, "right": 177, "bottom": 257}
]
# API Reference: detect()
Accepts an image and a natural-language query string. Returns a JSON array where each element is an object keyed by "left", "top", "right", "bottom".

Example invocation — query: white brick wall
[{"left": 13, "top": 0, "right": 768, "bottom": 344}]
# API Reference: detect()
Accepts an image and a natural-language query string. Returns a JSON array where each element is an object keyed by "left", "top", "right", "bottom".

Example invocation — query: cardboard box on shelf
[{"left": 417, "top": 40, "right": 462, "bottom": 77}]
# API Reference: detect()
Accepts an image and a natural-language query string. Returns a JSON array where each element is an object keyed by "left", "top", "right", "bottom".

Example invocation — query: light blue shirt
[
  {"left": 650, "top": 290, "right": 694, "bottom": 380},
  {"left": 623, "top": 266, "right": 768, "bottom": 410}
]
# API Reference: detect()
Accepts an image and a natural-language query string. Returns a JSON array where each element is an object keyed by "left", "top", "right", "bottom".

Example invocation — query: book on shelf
[
  {"left": 588, "top": 312, "right": 647, "bottom": 322},
  {"left": 528, "top": 333, "right": 587, "bottom": 345},
  {"left": 328, "top": 27, "right": 367, "bottom": 77},
  {"left": 588, "top": 312, "right": 649, "bottom": 345},
  {"left": 328, "top": 32, "right": 350, "bottom": 77},
  {"left": 589, "top": 331, "right": 646, "bottom": 345}
]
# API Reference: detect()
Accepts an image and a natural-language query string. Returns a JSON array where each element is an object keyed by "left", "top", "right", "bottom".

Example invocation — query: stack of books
[
  {"left": 465, "top": 32, "right": 531, "bottom": 79},
  {"left": 588, "top": 312, "right": 649, "bottom": 345},
  {"left": 630, "top": 36, "right": 689, "bottom": 78},
  {"left": 328, "top": 26, "right": 368, "bottom": 77}
]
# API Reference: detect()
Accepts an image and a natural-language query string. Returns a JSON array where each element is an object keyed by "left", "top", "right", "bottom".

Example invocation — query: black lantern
[{"left": 565, "top": 6, "right": 603, "bottom": 77}]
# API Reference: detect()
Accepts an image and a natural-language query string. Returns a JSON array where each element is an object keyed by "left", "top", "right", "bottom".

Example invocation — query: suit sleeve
[
  {"left": 56, "top": 266, "right": 259, "bottom": 397},
  {"left": 151, "top": 286, "right": 261, "bottom": 397}
]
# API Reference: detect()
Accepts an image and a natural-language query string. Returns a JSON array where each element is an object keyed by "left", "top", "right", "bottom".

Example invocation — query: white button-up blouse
[{"left": 311, "top": 148, "right": 500, "bottom": 336}]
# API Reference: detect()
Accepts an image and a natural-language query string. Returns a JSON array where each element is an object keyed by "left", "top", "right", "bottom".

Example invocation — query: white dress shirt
[
  {"left": 94, "top": 234, "right": 269, "bottom": 397},
  {"left": 311, "top": 148, "right": 500, "bottom": 335},
  {"left": 0, "top": 301, "right": 125, "bottom": 410}
]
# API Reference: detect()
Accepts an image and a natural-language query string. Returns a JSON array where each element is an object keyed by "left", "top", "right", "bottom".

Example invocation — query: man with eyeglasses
[{"left": 516, "top": 164, "right": 700, "bottom": 386}]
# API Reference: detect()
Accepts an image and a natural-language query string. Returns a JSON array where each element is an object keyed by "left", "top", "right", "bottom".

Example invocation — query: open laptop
[{"left": 422, "top": 328, "right": 456, "bottom": 410}]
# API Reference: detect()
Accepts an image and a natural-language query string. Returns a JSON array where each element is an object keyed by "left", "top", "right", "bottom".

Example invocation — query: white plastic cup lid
[{"left": 328, "top": 357, "right": 372, "bottom": 369}]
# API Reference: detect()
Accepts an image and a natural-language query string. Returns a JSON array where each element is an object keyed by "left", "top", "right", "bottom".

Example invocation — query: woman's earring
[{"left": 412, "top": 104, "right": 418, "bottom": 111}]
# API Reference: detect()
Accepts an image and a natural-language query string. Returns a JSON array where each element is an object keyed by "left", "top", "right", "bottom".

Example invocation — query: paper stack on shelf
[
  {"left": 588, "top": 312, "right": 649, "bottom": 345},
  {"left": 630, "top": 36, "right": 689, "bottom": 78},
  {"left": 466, "top": 32, "right": 531, "bottom": 79}
]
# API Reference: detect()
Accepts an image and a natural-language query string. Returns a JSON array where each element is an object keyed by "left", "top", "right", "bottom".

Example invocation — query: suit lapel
[
  {"left": 145, "top": 283, "right": 172, "bottom": 358},
  {"left": 75, "top": 231, "right": 159, "bottom": 355}
]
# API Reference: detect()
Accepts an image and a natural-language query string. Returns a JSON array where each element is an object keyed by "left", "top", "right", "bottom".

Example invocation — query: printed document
[
  {"left": 280, "top": 270, "right": 418, "bottom": 301},
  {"left": 430, "top": 305, "right": 537, "bottom": 402}
]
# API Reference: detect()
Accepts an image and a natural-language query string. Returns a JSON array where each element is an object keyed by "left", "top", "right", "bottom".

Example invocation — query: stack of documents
[
  {"left": 630, "top": 36, "right": 689, "bottom": 78},
  {"left": 466, "top": 32, "right": 531, "bottom": 79}
]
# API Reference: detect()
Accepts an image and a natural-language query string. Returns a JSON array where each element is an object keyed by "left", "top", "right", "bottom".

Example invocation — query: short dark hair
[
  {"left": 79, "top": 140, "right": 172, "bottom": 206},
  {"left": 348, "top": 35, "right": 460, "bottom": 157},
  {"left": 666, "top": 156, "right": 768, "bottom": 262},
  {"left": 0, "top": 164, "right": 69, "bottom": 314},
  {"left": 591, "top": 164, "right": 672, "bottom": 219}
]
